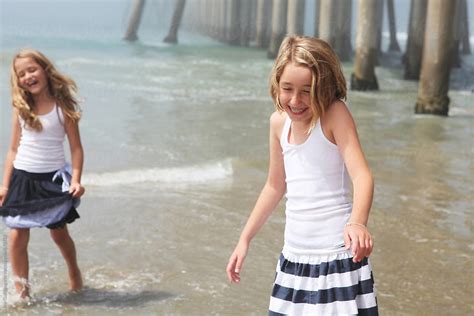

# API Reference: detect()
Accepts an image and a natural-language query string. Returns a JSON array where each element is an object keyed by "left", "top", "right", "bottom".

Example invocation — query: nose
[
  {"left": 290, "top": 92, "right": 302, "bottom": 106},
  {"left": 21, "top": 74, "right": 32, "bottom": 85},
  {"left": 25, "top": 72, "right": 35, "bottom": 81}
]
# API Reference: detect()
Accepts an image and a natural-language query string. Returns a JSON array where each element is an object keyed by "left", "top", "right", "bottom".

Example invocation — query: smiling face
[
  {"left": 278, "top": 62, "right": 314, "bottom": 125},
  {"left": 14, "top": 57, "right": 49, "bottom": 97}
]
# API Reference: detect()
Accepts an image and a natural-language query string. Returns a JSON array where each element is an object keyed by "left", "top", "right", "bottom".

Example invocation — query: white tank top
[
  {"left": 14, "top": 105, "right": 66, "bottom": 173},
  {"left": 280, "top": 117, "right": 352, "bottom": 254}
]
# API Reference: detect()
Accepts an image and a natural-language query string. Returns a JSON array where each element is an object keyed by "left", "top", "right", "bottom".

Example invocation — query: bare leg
[
  {"left": 49, "top": 226, "right": 83, "bottom": 291},
  {"left": 9, "top": 228, "right": 31, "bottom": 298}
]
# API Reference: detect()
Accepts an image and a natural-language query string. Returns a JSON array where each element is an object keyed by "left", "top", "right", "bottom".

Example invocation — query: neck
[
  {"left": 32, "top": 90, "right": 54, "bottom": 106},
  {"left": 291, "top": 116, "right": 314, "bottom": 131}
]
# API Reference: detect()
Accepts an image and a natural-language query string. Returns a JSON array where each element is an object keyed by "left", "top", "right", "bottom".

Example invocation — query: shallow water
[{"left": 0, "top": 1, "right": 473, "bottom": 315}]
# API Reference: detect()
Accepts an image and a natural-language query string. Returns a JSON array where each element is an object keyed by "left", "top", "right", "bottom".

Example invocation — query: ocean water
[{"left": 0, "top": 1, "right": 473, "bottom": 315}]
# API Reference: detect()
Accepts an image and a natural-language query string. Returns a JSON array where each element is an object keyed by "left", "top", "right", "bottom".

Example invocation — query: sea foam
[{"left": 83, "top": 159, "right": 233, "bottom": 186}]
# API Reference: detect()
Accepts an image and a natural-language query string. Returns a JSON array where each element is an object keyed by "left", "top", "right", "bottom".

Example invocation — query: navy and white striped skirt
[
  {"left": 269, "top": 248, "right": 378, "bottom": 315},
  {"left": 0, "top": 166, "right": 80, "bottom": 229}
]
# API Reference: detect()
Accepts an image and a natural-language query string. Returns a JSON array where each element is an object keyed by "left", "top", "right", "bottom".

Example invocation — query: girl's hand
[
  {"left": 226, "top": 241, "right": 249, "bottom": 284},
  {"left": 69, "top": 182, "right": 85, "bottom": 198},
  {"left": 0, "top": 187, "right": 8, "bottom": 206},
  {"left": 344, "top": 223, "right": 373, "bottom": 263}
]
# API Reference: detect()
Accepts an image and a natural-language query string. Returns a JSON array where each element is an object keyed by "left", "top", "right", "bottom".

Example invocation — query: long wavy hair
[
  {"left": 269, "top": 36, "right": 347, "bottom": 130},
  {"left": 11, "top": 49, "right": 81, "bottom": 131}
]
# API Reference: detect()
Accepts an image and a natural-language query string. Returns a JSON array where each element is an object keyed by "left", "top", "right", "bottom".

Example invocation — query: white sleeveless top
[
  {"left": 281, "top": 117, "right": 352, "bottom": 254},
  {"left": 14, "top": 105, "right": 66, "bottom": 173}
]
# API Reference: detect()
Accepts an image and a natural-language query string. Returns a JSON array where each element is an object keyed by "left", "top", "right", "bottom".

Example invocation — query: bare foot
[
  {"left": 13, "top": 276, "right": 31, "bottom": 299},
  {"left": 69, "top": 269, "right": 83, "bottom": 292}
]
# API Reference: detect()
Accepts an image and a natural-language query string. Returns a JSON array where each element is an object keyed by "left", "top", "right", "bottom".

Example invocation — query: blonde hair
[
  {"left": 270, "top": 36, "right": 347, "bottom": 129},
  {"left": 11, "top": 49, "right": 81, "bottom": 131}
]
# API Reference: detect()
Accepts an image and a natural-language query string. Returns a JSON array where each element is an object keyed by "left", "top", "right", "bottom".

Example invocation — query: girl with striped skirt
[
  {"left": 227, "top": 36, "right": 378, "bottom": 315},
  {"left": 0, "top": 49, "right": 84, "bottom": 300}
]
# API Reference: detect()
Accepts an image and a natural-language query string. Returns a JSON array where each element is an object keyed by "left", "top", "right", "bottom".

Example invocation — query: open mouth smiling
[
  {"left": 288, "top": 105, "right": 308, "bottom": 115},
  {"left": 24, "top": 78, "right": 39, "bottom": 88}
]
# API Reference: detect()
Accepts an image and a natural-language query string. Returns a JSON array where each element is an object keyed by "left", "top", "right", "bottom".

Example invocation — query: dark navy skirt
[{"left": 0, "top": 167, "right": 80, "bottom": 229}]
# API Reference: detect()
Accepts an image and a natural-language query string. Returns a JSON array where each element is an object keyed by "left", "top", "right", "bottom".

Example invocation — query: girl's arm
[
  {"left": 326, "top": 101, "right": 374, "bottom": 263},
  {"left": 226, "top": 111, "right": 287, "bottom": 283},
  {"left": 0, "top": 109, "right": 21, "bottom": 206},
  {"left": 64, "top": 116, "right": 85, "bottom": 198}
]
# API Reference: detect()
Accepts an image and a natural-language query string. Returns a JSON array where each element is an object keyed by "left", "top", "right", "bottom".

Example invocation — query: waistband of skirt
[
  {"left": 282, "top": 243, "right": 350, "bottom": 256},
  {"left": 13, "top": 168, "right": 58, "bottom": 181}
]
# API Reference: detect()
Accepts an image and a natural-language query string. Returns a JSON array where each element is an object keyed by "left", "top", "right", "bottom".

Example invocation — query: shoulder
[
  {"left": 11, "top": 108, "right": 21, "bottom": 127},
  {"left": 326, "top": 100, "right": 351, "bottom": 118},
  {"left": 57, "top": 105, "right": 75, "bottom": 124},
  {"left": 270, "top": 111, "right": 287, "bottom": 138},
  {"left": 270, "top": 110, "right": 286, "bottom": 127},
  {"left": 11, "top": 108, "right": 21, "bottom": 124},
  {"left": 11, "top": 107, "right": 20, "bottom": 118},
  {"left": 324, "top": 100, "right": 355, "bottom": 130}
]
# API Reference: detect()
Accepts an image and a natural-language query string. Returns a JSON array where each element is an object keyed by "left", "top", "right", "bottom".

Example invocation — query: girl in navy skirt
[
  {"left": 0, "top": 49, "right": 84, "bottom": 300},
  {"left": 227, "top": 36, "right": 379, "bottom": 315}
]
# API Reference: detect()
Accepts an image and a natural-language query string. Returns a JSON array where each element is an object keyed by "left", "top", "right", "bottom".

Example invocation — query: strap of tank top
[
  {"left": 55, "top": 104, "right": 64, "bottom": 126},
  {"left": 280, "top": 116, "right": 291, "bottom": 147}
]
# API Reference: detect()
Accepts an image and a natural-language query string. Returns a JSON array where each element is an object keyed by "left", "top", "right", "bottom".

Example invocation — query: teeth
[
  {"left": 290, "top": 106, "right": 306, "bottom": 114},
  {"left": 26, "top": 78, "right": 38, "bottom": 87}
]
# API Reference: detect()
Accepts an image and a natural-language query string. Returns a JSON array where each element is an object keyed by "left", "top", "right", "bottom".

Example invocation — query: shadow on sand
[
  {"left": 0, "top": 286, "right": 177, "bottom": 312},
  {"left": 51, "top": 286, "right": 177, "bottom": 308}
]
